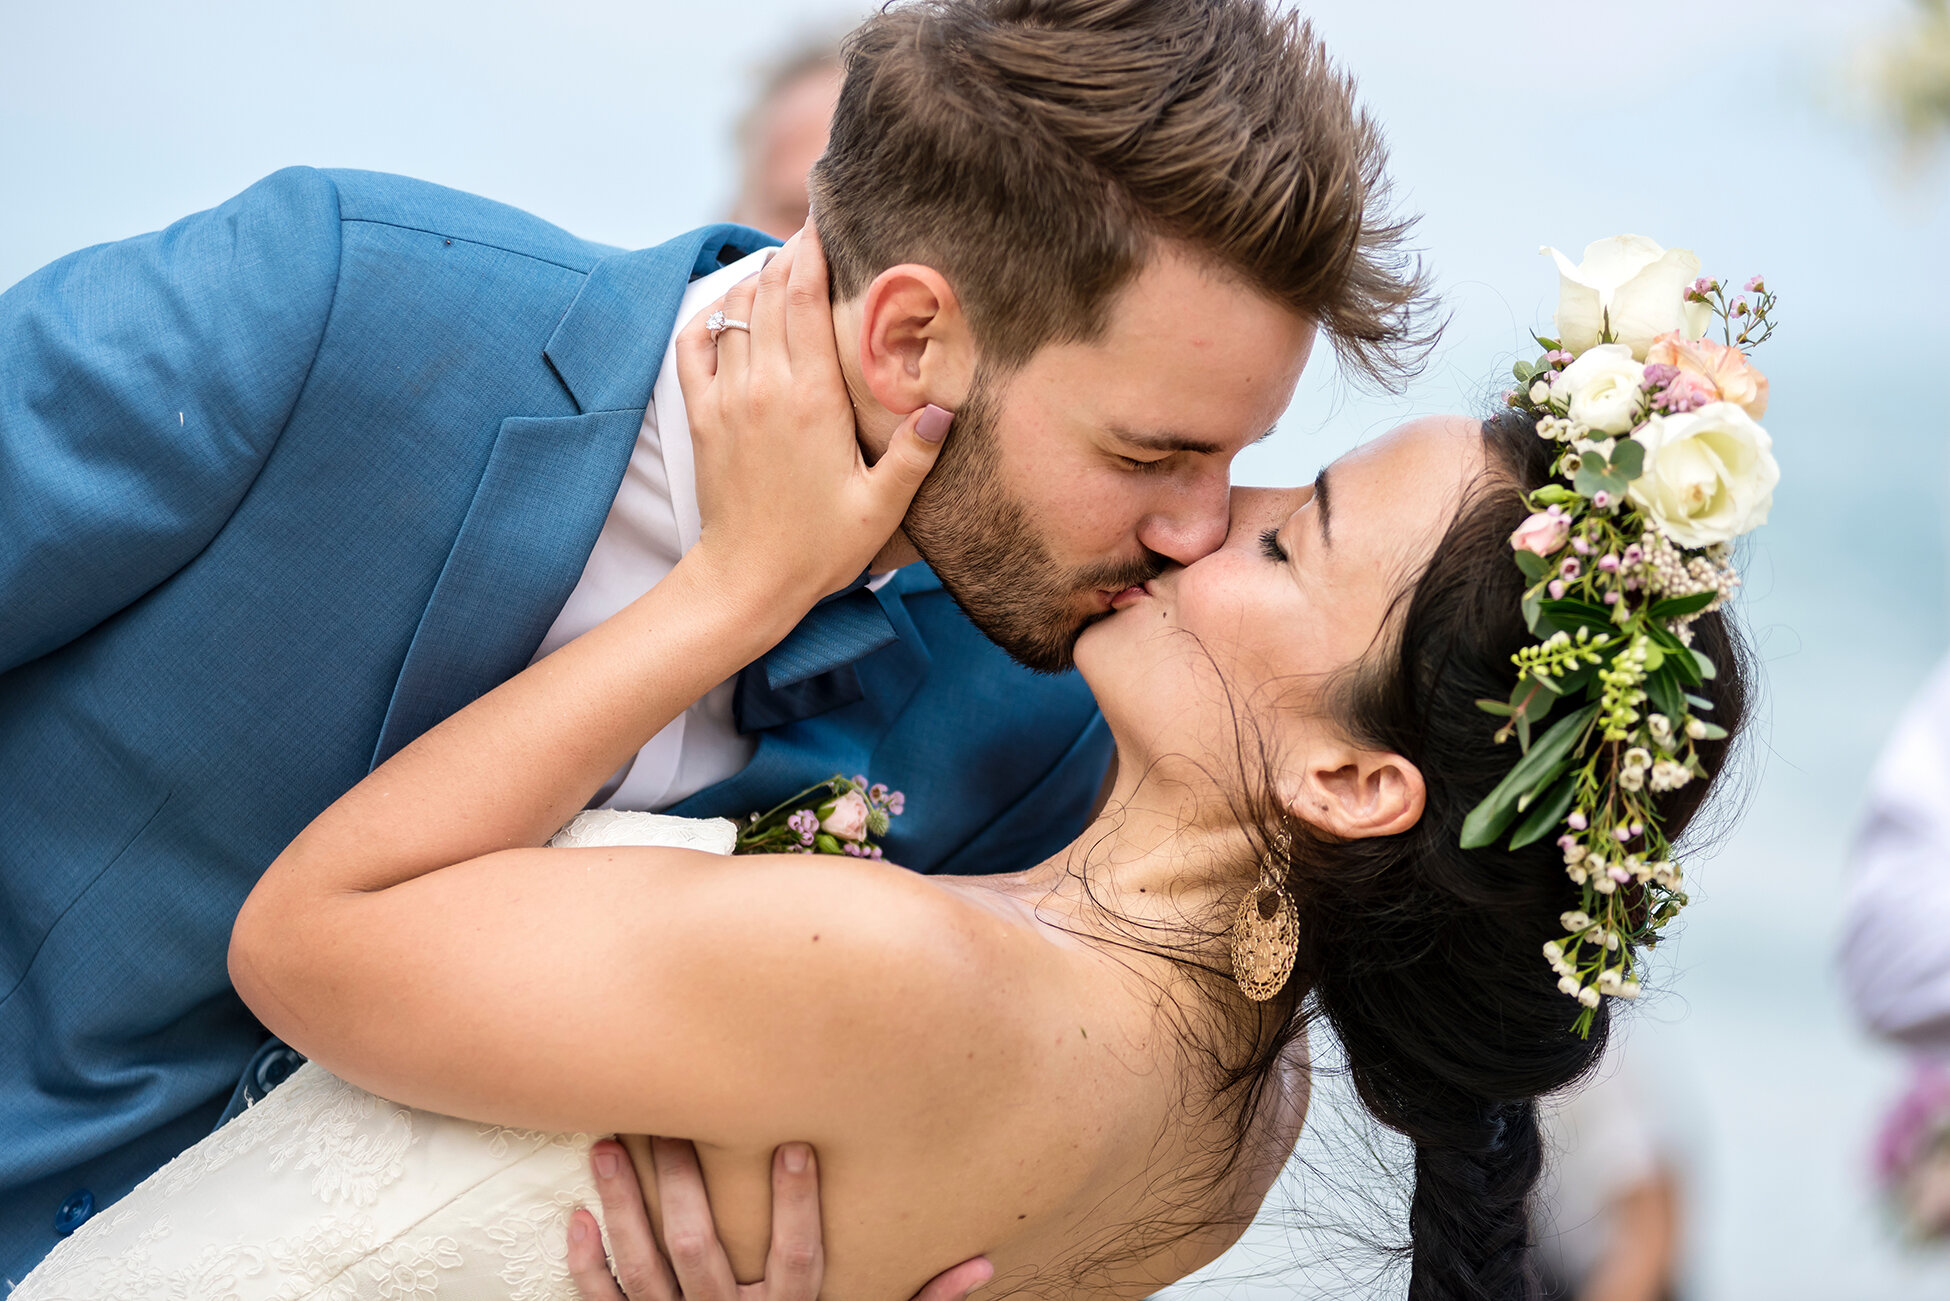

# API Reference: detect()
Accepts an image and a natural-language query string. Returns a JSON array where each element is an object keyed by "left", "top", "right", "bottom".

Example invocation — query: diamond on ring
[{"left": 706, "top": 310, "right": 751, "bottom": 340}]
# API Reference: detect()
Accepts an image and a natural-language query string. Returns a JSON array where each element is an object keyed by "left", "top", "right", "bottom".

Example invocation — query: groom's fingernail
[
  {"left": 916, "top": 404, "right": 953, "bottom": 443},
  {"left": 594, "top": 1149, "right": 619, "bottom": 1179}
]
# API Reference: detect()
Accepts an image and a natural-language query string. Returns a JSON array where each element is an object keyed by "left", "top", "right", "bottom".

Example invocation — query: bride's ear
[
  {"left": 1281, "top": 743, "right": 1426, "bottom": 842},
  {"left": 856, "top": 265, "right": 976, "bottom": 415}
]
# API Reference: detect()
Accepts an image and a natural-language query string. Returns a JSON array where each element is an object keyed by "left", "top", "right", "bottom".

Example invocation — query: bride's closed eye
[{"left": 1259, "top": 528, "right": 1288, "bottom": 563}]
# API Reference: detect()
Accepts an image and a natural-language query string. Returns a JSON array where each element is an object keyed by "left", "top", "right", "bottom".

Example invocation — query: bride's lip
[{"left": 1108, "top": 582, "right": 1151, "bottom": 610}]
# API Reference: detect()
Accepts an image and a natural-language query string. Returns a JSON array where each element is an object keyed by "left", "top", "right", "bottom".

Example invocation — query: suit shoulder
[{"left": 321, "top": 168, "right": 618, "bottom": 272}]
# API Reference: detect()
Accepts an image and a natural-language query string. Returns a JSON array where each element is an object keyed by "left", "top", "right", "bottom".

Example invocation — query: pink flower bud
[
  {"left": 1608, "top": 864, "right": 1632, "bottom": 884},
  {"left": 818, "top": 790, "right": 871, "bottom": 843},
  {"left": 1510, "top": 510, "right": 1571, "bottom": 556},
  {"left": 1598, "top": 554, "right": 1620, "bottom": 573},
  {"left": 1591, "top": 491, "right": 1613, "bottom": 510},
  {"left": 1567, "top": 811, "right": 1588, "bottom": 831},
  {"left": 1548, "top": 580, "right": 1567, "bottom": 600}
]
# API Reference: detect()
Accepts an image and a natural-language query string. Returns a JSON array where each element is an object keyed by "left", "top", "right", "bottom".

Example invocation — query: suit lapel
[{"left": 370, "top": 222, "right": 774, "bottom": 769}]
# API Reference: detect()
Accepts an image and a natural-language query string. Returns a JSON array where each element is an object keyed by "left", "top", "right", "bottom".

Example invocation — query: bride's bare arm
[{"left": 227, "top": 233, "right": 1005, "bottom": 1143}]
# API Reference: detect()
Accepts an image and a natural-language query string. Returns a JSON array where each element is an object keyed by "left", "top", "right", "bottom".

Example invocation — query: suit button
[
  {"left": 252, "top": 1043, "right": 305, "bottom": 1094},
  {"left": 53, "top": 1188, "right": 95, "bottom": 1236}
]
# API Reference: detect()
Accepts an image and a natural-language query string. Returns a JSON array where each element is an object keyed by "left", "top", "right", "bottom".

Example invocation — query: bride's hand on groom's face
[
  {"left": 674, "top": 226, "right": 953, "bottom": 626},
  {"left": 565, "top": 1136, "right": 993, "bottom": 1301}
]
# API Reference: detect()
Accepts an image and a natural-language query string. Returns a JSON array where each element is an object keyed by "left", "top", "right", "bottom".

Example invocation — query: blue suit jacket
[{"left": 0, "top": 168, "right": 1111, "bottom": 1280}]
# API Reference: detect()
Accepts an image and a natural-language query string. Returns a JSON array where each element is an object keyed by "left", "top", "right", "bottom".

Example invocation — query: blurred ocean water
[{"left": 4, "top": 0, "right": 1947, "bottom": 1295}]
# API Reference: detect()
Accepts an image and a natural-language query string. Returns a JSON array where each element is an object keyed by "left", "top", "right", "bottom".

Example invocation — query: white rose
[
  {"left": 1543, "top": 235, "right": 1705, "bottom": 359},
  {"left": 1553, "top": 343, "right": 1646, "bottom": 435},
  {"left": 1627, "top": 402, "right": 1780, "bottom": 547}
]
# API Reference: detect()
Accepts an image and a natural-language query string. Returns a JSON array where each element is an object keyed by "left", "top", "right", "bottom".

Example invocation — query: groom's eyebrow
[{"left": 1109, "top": 425, "right": 1277, "bottom": 455}]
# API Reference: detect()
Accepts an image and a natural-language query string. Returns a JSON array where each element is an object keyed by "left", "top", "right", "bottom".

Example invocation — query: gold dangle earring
[{"left": 1231, "top": 831, "right": 1298, "bottom": 1002}]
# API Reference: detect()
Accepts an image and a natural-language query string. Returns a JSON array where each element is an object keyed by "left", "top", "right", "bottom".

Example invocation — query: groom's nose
[{"left": 1134, "top": 468, "right": 1232, "bottom": 566}]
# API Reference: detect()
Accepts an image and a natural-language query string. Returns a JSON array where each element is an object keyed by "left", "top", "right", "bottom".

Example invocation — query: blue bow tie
[{"left": 733, "top": 575, "right": 901, "bottom": 731}]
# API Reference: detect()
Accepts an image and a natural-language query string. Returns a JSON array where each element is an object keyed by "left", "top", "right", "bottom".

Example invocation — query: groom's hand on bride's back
[{"left": 567, "top": 1136, "right": 993, "bottom": 1301}]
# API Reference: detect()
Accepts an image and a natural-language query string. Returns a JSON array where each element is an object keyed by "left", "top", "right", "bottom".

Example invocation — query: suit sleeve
[{"left": 0, "top": 166, "right": 343, "bottom": 674}]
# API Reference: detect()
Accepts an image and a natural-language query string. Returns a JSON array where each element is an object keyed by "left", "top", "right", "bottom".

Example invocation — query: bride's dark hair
[{"left": 1154, "top": 406, "right": 1751, "bottom": 1298}]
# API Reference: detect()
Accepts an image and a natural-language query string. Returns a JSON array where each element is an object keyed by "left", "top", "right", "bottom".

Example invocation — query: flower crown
[{"left": 1461, "top": 235, "right": 1781, "bottom": 1036}]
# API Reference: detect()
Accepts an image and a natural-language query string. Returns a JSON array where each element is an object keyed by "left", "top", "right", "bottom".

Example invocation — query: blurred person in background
[
  {"left": 729, "top": 34, "right": 843, "bottom": 239},
  {"left": 1533, "top": 1035, "right": 1691, "bottom": 1301},
  {"left": 1842, "top": 654, "right": 1950, "bottom": 1241}
]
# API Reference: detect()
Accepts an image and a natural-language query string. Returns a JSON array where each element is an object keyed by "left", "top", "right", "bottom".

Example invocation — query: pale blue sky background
[{"left": 5, "top": 1, "right": 1949, "bottom": 1296}]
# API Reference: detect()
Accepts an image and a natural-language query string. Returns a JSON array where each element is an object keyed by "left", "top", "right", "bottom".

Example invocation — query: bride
[{"left": 14, "top": 231, "right": 1753, "bottom": 1300}]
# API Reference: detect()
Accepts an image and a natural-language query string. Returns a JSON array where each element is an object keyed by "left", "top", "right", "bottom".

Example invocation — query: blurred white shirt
[
  {"left": 1842, "top": 652, "right": 1950, "bottom": 1050},
  {"left": 529, "top": 249, "right": 773, "bottom": 811}
]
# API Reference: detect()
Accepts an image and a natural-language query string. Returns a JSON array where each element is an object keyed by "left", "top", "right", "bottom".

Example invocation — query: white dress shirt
[
  {"left": 530, "top": 248, "right": 773, "bottom": 811},
  {"left": 1842, "top": 651, "right": 1950, "bottom": 1050}
]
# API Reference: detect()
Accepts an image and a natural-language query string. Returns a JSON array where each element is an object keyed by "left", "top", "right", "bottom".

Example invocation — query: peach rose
[{"left": 1646, "top": 332, "right": 1769, "bottom": 419}]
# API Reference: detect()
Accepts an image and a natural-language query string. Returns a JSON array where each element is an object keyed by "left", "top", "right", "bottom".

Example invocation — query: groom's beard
[{"left": 901, "top": 377, "right": 1163, "bottom": 674}]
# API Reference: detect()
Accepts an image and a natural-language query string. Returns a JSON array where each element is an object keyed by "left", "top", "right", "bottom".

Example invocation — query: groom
[{"left": 0, "top": 0, "right": 1427, "bottom": 1278}]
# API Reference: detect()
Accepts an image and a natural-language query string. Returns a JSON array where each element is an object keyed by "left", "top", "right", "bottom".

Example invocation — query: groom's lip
[{"left": 1107, "top": 582, "right": 1150, "bottom": 610}]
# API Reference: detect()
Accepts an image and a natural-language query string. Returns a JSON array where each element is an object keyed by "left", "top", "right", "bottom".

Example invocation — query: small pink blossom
[
  {"left": 1572, "top": 536, "right": 1593, "bottom": 555},
  {"left": 1608, "top": 864, "right": 1632, "bottom": 883},
  {"left": 1598, "top": 554, "right": 1620, "bottom": 573},
  {"left": 787, "top": 809, "right": 819, "bottom": 845},
  {"left": 1560, "top": 558, "right": 1583, "bottom": 580},
  {"left": 1604, "top": 591, "right": 1621, "bottom": 605},
  {"left": 1548, "top": 580, "right": 1567, "bottom": 600},
  {"left": 1567, "top": 811, "right": 1588, "bottom": 831},
  {"left": 1591, "top": 491, "right": 1614, "bottom": 510}
]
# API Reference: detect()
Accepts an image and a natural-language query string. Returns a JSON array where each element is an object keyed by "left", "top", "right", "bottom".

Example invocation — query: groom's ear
[{"left": 856, "top": 265, "right": 978, "bottom": 417}]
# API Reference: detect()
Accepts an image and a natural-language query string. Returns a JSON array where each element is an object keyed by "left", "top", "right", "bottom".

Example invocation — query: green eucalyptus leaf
[
  {"left": 1640, "top": 641, "right": 1665, "bottom": 672},
  {"left": 1535, "top": 334, "right": 1562, "bottom": 351},
  {"left": 1609, "top": 438, "right": 1646, "bottom": 479},
  {"left": 1650, "top": 591, "right": 1717, "bottom": 620},
  {"left": 1460, "top": 703, "right": 1600, "bottom": 849},
  {"left": 1476, "top": 698, "right": 1515, "bottom": 717},
  {"left": 1691, "top": 649, "right": 1718, "bottom": 680},
  {"left": 1529, "top": 670, "right": 1565, "bottom": 697},
  {"left": 1514, "top": 550, "right": 1549, "bottom": 582},
  {"left": 1514, "top": 359, "right": 1537, "bottom": 383},
  {"left": 1694, "top": 721, "right": 1729, "bottom": 740},
  {"left": 1685, "top": 693, "right": 1714, "bottom": 712},
  {"left": 1510, "top": 770, "right": 1580, "bottom": 849}
]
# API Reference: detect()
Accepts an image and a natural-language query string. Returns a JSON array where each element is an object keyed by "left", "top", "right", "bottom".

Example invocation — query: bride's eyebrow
[{"left": 1313, "top": 466, "right": 1333, "bottom": 548}]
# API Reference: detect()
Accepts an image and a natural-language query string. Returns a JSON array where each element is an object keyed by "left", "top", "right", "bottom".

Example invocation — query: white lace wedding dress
[{"left": 12, "top": 811, "right": 739, "bottom": 1301}]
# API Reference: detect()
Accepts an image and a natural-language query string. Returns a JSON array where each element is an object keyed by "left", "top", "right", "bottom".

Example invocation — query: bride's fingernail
[
  {"left": 571, "top": 1215, "right": 589, "bottom": 1244},
  {"left": 595, "top": 1150, "right": 619, "bottom": 1179},
  {"left": 782, "top": 1143, "right": 811, "bottom": 1173},
  {"left": 916, "top": 404, "right": 953, "bottom": 443}
]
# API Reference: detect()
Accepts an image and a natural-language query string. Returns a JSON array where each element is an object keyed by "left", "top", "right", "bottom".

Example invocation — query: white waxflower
[
  {"left": 1553, "top": 344, "right": 1647, "bottom": 435},
  {"left": 1561, "top": 911, "right": 1591, "bottom": 931},
  {"left": 1623, "top": 747, "right": 1652, "bottom": 771},
  {"left": 1619, "top": 980, "right": 1642, "bottom": 999},
  {"left": 1559, "top": 975, "right": 1582, "bottom": 997},
  {"left": 1598, "top": 969, "right": 1624, "bottom": 994},
  {"left": 1628, "top": 403, "right": 1780, "bottom": 547},
  {"left": 1544, "top": 941, "right": 1564, "bottom": 962},
  {"left": 1578, "top": 986, "right": 1602, "bottom": 1008},
  {"left": 1647, "top": 714, "right": 1673, "bottom": 745},
  {"left": 1543, "top": 236, "right": 1706, "bottom": 359},
  {"left": 1686, "top": 717, "right": 1709, "bottom": 740}
]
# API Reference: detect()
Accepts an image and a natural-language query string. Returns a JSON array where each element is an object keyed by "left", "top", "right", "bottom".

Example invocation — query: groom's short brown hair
[{"left": 809, "top": 0, "right": 1434, "bottom": 385}]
